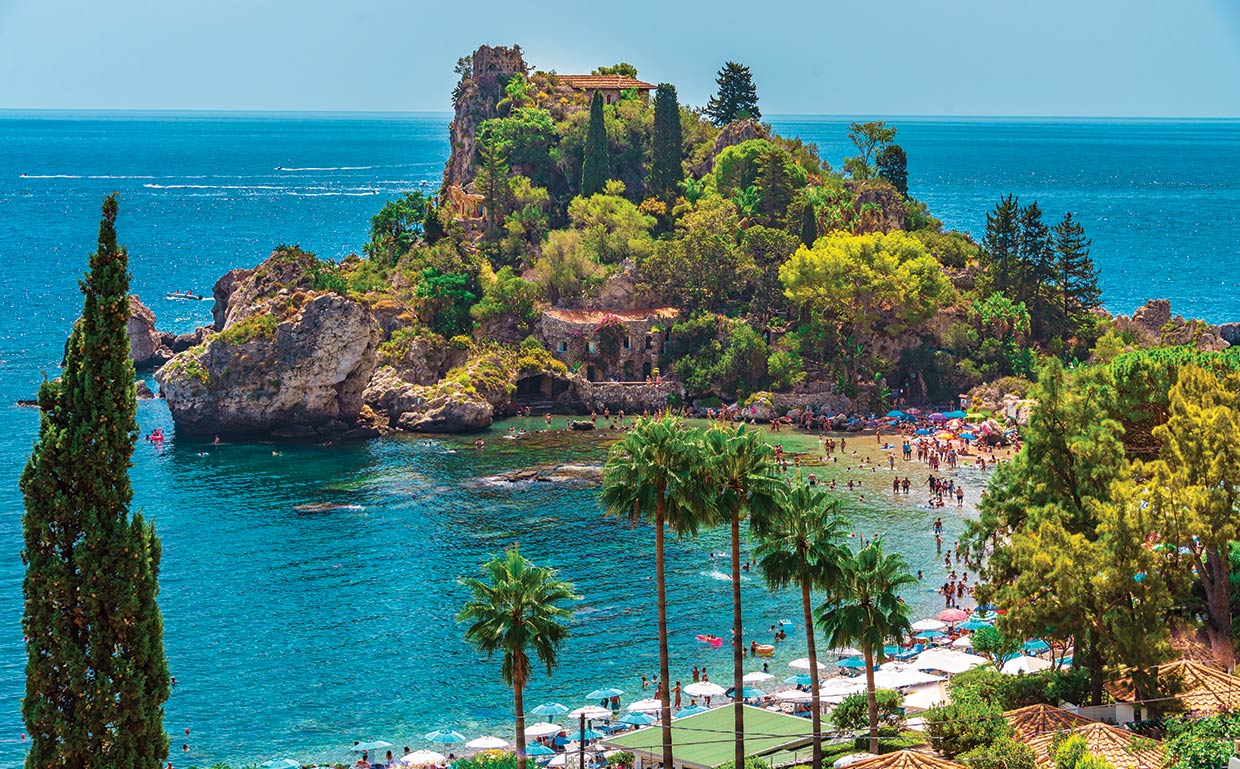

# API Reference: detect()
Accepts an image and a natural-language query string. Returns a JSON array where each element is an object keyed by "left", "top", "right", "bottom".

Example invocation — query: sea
[{"left": 0, "top": 113, "right": 1237, "bottom": 767}]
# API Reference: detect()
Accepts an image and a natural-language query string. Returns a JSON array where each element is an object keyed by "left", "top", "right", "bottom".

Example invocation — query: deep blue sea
[{"left": 0, "top": 113, "right": 1237, "bottom": 767}]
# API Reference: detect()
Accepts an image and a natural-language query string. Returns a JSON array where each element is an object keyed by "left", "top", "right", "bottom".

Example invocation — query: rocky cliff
[{"left": 441, "top": 45, "right": 528, "bottom": 193}]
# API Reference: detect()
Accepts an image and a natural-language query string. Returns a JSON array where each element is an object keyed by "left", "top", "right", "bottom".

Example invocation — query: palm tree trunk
[
  {"left": 801, "top": 574, "right": 822, "bottom": 769},
  {"left": 731, "top": 506, "right": 745, "bottom": 769},
  {"left": 864, "top": 646, "right": 878, "bottom": 754},
  {"left": 656, "top": 498, "right": 675, "bottom": 769},
  {"left": 514, "top": 680, "right": 527, "bottom": 769}
]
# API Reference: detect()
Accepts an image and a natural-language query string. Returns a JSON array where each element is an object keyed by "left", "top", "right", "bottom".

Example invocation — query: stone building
[
  {"left": 556, "top": 75, "right": 656, "bottom": 105},
  {"left": 537, "top": 307, "right": 678, "bottom": 382}
]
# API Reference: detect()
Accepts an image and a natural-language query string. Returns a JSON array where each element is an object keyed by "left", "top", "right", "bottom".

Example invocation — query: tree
[
  {"left": 816, "top": 541, "right": 916, "bottom": 753},
  {"left": 979, "top": 195, "right": 1022, "bottom": 296},
  {"left": 637, "top": 196, "right": 754, "bottom": 314},
  {"left": 960, "top": 737, "right": 1037, "bottom": 769},
  {"left": 924, "top": 696, "right": 1012, "bottom": 757},
  {"left": 1164, "top": 711, "right": 1240, "bottom": 769},
  {"left": 593, "top": 62, "right": 638, "bottom": 78},
  {"left": 581, "top": 91, "right": 610, "bottom": 196},
  {"left": 702, "top": 425, "right": 783, "bottom": 769},
  {"left": 843, "top": 122, "right": 897, "bottom": 179},
  {"left": 705, "top": 62, "right": 761, "bottom": 126},
  {"left": 756, "top": 148, "right": 796, "bottom": 226},
  {"left": 753, "top": 484, "right": 850, "bottom": 769},
  {"left": 497, "top": 73, "right": 531, "bottom": 113},
  {"left": 601, "top": 417, "right": 713, "bottom": 769},
  {"left": 647, "top": 84, "right": 684, "bottom": 200},
  {"left": 366, "top": 192, "right": 429, "bottom": 264},
  {"left": 416, "top": 267, "right": 477, "bottom": 337},
  {"left": 969, "top": 625, "right": 1018, "bottom": 666},
  {"left": 876, "top": 144, "right": 908, "bottom": 196},
  {"left": 1054, "top": 735, "right": 1117, "bottom": 769},
  {"left": 458, "top": 545, "right": 578, "bottom": 769},
  {"left": 476, "top": 134, "right": 514, "bottom": 234},
  {"left": 800, "top": 202, "right": 818, "bottom": 247},
  {"left": 1052, "top": 212, "right": 1101, "bottom": 340},
  {"left": 20, "top": 194, "right": 170, "bottom": 769},
  {"left": 567, "top": 185, "right": 656, "bottom": 265},
  {"left": 1017, "top": 201, "right": 1059, "bottom": 342},
  {"left": 472, "top": 266, "right": 543, "bottom": 333},
  {"left": 530, "top": 230, "right": 608, "bottom": 305},
  {"left": 831, "top": 690, "right": 904, "bottom": 732}
]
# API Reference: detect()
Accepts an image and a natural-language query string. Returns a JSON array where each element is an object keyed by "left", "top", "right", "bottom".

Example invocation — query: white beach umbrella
[
  {"left": 402, "top": 750, "right": 448, "bottom": 766},
  {"left": 819, "top": 677, "right": 867, "bottom": 697},
  {"left": 951, "top": 635, "right": 974, "bottom": 649},
  {"left": 626, "top": 697, "right": 664, "bottom": 712},
  {"left": 1001, "top": 655, "right": 1053, "bottom": 675},
  {"left": 773, "top": 688, "right": 813, "bottom": 702},
  {"left": 683, "top": 681, "right": 726, "bottom": 698},
  {"left": 466, "top": 736, "right": 510, "bottom": 750},
  {"left": 826, "top": 647, "right": 864, "bottom": 657},
  {"left": 742, "top": 671, "right": 775, "bottom": 683},
  {"left": 353, "top": 741, "right": 395, "bottom": 753},
  {"left": 834, "top": 753, "right": 877, "bottom": 768},
  {"left": 901, "top": 683, "right": 948, "bottom": 712},
  {"left": 871, "top": 666, "right": 946, "bottom": 690},
  {"left": 568, "top": 705, "right": 611, "bottom": 720},
  {"left": 548, "top": 753, "right": 590, "bottom": 769},
  {"left": 525, "top": 722, "right": 564, "bottom": 738},
  {"left": 913, "top": 648, "right": 989, "bottom": 675},
  {"left": 911, "top": 619, "right": 947, "bottom": 632},
  {"left": 789, "top": 657, "right": 829, "bottom": 671}
]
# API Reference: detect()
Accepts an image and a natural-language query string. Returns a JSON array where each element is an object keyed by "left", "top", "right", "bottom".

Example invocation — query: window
[
  {"left": 623, "top": 336, "right": 631, "bottom": 351},
  {"left": 588, "top": 341, "right": 598, "bottom": 354},
  {"left": 557, "top": 341, "right": 568, "bottom": 353},
  {"left": 645, "top": 335, "right": 653, "bottom": 350}
]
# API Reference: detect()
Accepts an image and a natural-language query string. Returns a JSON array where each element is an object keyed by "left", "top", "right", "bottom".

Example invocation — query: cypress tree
[
  {"left": 647, "top": 83, "right": 683, "bottom": 200},
  {"left": 705, "top": 62, "right": 761, "bottom": 127},
  {"left": 876, "top": 144, "right": 909, "bottom": 196},
  {"left": 1053, "top": 211, "right": 1101, "bottom": 334},
  {"left": 756, "top": 148, "right": 793, "bottom": 227},
  {"left": 21, "top": 194, "right": 170, "bottom": 769},
  {"left": 581, "top": 90, "right": 609, "bottom": 196},
  {"left": 800, "top": 202, "right": 818, "bottom": 247}
]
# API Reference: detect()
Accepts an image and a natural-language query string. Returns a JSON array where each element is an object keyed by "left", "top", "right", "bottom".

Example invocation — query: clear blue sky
[{"left": 1, "top": 0, "right": 1238, "bottom": 116}]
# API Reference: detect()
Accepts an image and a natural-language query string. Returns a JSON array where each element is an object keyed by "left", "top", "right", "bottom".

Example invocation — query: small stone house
[
  {"left": 556, "top": 75, "right": 656, "bottom": 105},
  {"left": 538, "top": 307, "right": 678, "bottom": 382}
]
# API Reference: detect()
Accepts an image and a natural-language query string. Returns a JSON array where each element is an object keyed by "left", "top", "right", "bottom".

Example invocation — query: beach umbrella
[
  {"left": 871, "top": 666, "right": 945, "bottom": 689},
  {"left": 585, "top": 687, "right": 623, "bottom": 700},
  {"left": 1001, "top": 655, "right": 1053, "bottom": 675},
  {"left": 626, "top": 697, "right": 663, "bottom": 712},
  {"left": 525, "top": 723, "right": 563, "bottom": 738},
  {"left": 914, "top": 428, "right": 932, "bottom": 435},
  {"left": 935, "top": 430, "right": 956, "bottom": 441},
  {"left": 959, "top": 617, "right": 993, "bottom": 632},
  {"left": 928, "top": 412, "right": 947, "bottom": 421},
  {"left": 425, "top": 730, "right": 467, "bottom": 745},
  {"left": 618, "top": 711, "right": 657, "bottom": 726},
  {"left": 773, "top": 688, "right": 813, "bottom": 702},
  {"left": 354, "top": 741, "right": 395, "bottom": 753},
  {"left": 568, "top": 705, "right": 611, "bottom": 720},
  {"left": 674, "top": 705, "right": 710, "bottom": 718},
  {"left": 974, "top": 610, "right": 998, "bottom": 622},
  {"left": 738, "top": 686, "right": 767, "bottom": 698},
  {"left": 911, "top": 619, "right": 947, "bottom": 632},
  {"left": 914, "top": 630, "right": 946, "bottom": 640},
  {"left": 960, "top": 433, "right": 977, "bottom": 441},
  {"left": 834, "top": 754, "right": 878, "bottom": 768},
  {"left": 784, "top": 673, "right": 813, "bottom": 686},
  {"left": 263, "top": 761, "right": 301, "bottom": 769},
  {"left": 742, "top": 671, "right": 774, "bottom": 683},
  {"left": 548, "top": 753, "right": 588, "bottom": 769},
  {"left": 836, "top": 657, "right": 867, "bottom": 669},
  {"left": 683, "top": 681, "right": 726, "bottom": 698},
  {"left": 1023, "top": 639, "right": 1051, "bottom": 654},
  {"left": 913, "top": 648, "right": 988, "bottom": 675},
  {"left": 886, "top": 410, "right": 905, "bottom": 418},
  {"left": 828, "top": 646, "right": 864, "bottom": 657},
  {"left": 883, "top": 644, "right": 903, "bottom": 656},
  {"left": 819, "top": 677, "right": 867, "bottom": 697},
  {"left": 563, "top": 729, "right": 603, "bottom": 742},
  {"left": 466, "top": 736, "right": 510, "bottom": 750},
  {"left": 525, "top": 744, "right": 556, "bottom": 758},
  {"left": 401, "top": 750, "right": 448, "bottom": 766},
  {"left": 789, "top": 657, "right": 828, "bottom": 670},
  {"left": 530, "top": 703, "right": 570, "bottom": 717},
  {"left": 936, "top": 608, "right": 968, "bottom": 623},
  {"left": 951, "top": 635, "right": 973, "bottom": 649},
  {"left": 945, "top": 410, "right": 967, "bottom": 419}
]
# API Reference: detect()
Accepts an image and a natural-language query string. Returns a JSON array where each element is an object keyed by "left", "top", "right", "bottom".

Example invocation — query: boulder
[
  {"left": 135, "top": 381, "right": 156, "bottom": 400},
  {"left": 157, "top": 292, "right": 381, "bottom": 437},
  {"left": 1220, "top": 322, "right": 1240, "bottom": 346},
  {"left": 396, "top": 393, "right": 493, "bottom": 433},
  {"left": 171, "top": 329, "right": 208, "bottom": 353},
  {"left": 127, "top": 296, "right": 166, "bottom": 368},
  {"left": 212, "top": 268, "right": 255, "bottom": 331}
]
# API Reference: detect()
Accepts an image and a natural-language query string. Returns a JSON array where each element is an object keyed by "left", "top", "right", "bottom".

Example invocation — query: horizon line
[{"left": 1, "top": 107, "right": 1238, "bottom": 122}]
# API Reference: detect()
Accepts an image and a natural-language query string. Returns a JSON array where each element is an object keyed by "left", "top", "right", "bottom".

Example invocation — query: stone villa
[
  {"left": 556, "top": 74, "right": 656, "bottom": 105},
  {"left": 537, "top": 307, "right": 678, "bottom": 382}
]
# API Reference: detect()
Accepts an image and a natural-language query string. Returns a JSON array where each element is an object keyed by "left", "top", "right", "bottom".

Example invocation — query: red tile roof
[
  {"left": 557, "top": 75, "right": 656, "bottom": 91},
  {"left": 543, "top": 307, "right": 678, "bottom": 324}
]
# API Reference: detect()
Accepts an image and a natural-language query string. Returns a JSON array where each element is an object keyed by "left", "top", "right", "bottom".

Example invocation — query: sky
[{"left": 1, "top": 0, "right": 1238, "bottom": 117}]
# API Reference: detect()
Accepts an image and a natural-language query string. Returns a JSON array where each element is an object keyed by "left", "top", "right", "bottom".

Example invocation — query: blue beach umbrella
[
  {"left": 526, "top": 743, "right": 556, "bottom": 757},
  {"left": 425, "top": 729, "right": 467, "bottom": 744},
  {"left": 740, "top": 686, "right": 767, "bottom": 698},
  {"left": 530, "top": 703, "right": 570, "bottom": 717},
  {"left": 883, "top": 645, "right": 902, "bottom": 656},
  {"left": 974, "top": 610, "right": 998, "bottom": 621},
  {"left": 618, "top": 711, "right": 657, "bottom": 726},
  {"left": 585, "top": 687, "right": 624, "bottom": 700},
  {"left": 915, "top": 429, "right": 932, "bottom": 435},
  {"left": 784, "top": 673, "right": 813, "bottom": 686},
  {"left": 914, "top": 630, "right": 946, "bottom": 640},
  {"left": 674, "top": 705, "right": 709, "bottom": 718},
  {"left": 886, "top": 410, "right": 905, "bottom": 418},
  {"left": 959, "top": 617, "right": 993, "bottom": 632},
  {"left": 837, "top": 657, "right": 867, "bottom": 669},
  {"left": 945, "top": 410, "right": 967, "bottom": 419},
  {"left": 564, "top": 728, "right": 604, "bottom": 742},
  {"left": 1023, "top": 639, "right": 1051, "bottom": 654}
]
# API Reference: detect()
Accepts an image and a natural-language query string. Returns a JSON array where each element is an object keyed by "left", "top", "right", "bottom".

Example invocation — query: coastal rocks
[
  {"left": 848, "top": 180, "right": 906, "bottom": 233},
  {"left": 397, "top": 393, "right": 493, "bottom": 433},
  {"left": 135, "top": 381, "right": 155, "bottom": 400},
  {"left": 1113, "top": 299, "right": 1231, "bottom": 351},
  {"left": 1220, "top": 323, "right": 1240, "bottom": 346},
  {"left": 157, "top": 292, "right": 381, "bottom": 437},
  {"left": 212, "top": 268, "right": 254, "bottom": 331},
  {"left": 692, "top": 118, "right": 771, "bottom": 176},
  {"left": 441, "top": 45, "right": 528, "bottom": 192},
  {"left": 570, "top": 380, "right": 684, "bottom": 414}
]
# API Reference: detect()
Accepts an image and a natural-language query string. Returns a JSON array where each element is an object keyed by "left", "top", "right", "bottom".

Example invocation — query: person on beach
[
  {"left": 641, "top": 675, "right": 648, "bottom": 689},
  {"left": 692, "top": 665, "right": 700, "bottom": 682},
  {"left": 673, "top": 681, "right": 682, "bottom": 708}
]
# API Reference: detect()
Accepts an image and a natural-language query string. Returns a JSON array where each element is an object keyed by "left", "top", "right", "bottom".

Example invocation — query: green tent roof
[{"left": 603, "top": 705, "right": 814, "bottom": 769}]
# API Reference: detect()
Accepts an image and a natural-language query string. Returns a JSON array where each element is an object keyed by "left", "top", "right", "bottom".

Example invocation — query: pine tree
[
  {"left": 876, "top": 144, "right": 908, "bottom": 196},
  {"left": 980, "top": 195, "right": 1022, "bottom": 295},
  {"left": 647, "top": 83, "right": 683, "bottom": 200},
  {"left": 800, "top": 202, "right": 818, "bottom": 247},
  {"left": 1053, "top": 212, "right": 1101, "bottom": 337},
  {"left": 20, "top": 194, "right": 170, "bottom": 769},
  {"left": 581, "top": 90, "right": 609, "bottom": 196},
  {"left": 705, "top": 62, "right": 761, "bottom": 127},
  {"left": 1017, "top": 201, "right": 1058, "bottom": 342},
  {"left": 476, "top": 135, "right": 513, "bottom": 236}
]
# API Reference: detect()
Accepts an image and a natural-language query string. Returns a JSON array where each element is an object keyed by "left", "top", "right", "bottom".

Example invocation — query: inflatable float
[
  {"left": 752, "top": 644, "right": 775, "bottom": 656},
  {"left": 696, "top": 634, "right": 723, "bottom": 647}
]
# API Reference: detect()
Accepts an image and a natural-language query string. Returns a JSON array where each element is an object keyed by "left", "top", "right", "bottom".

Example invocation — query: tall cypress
[
  {"left": 800, "top": 202, "right": 818, "bottom": 247},
  {"left": 647, "top": 83, "right": 683, "bottom": 200},
  {"left": 581, "top": 90, "right": 609, "bottom": 196},
  {"left": 21, "top": 194, "right": 170, "bottom": 769},
  {"left": 756, "top": 148, "right": 793, "bottom": 227}
]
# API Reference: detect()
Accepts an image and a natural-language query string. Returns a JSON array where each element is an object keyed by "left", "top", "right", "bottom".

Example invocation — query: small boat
[
  {"left": 166, "top": 290, "right": 205, "bottom": 301},
  {"left": 696, "top": 634, "right": 723, "bottom": 647},
  {"left": 753, "top": 644, "right": 775, "bottom": 656}
]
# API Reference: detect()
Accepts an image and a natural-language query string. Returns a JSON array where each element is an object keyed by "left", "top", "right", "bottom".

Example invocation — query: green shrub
[
  {"left": 924, "top": 695, "right": 1012, "bottom": 757},
  {"left": 961, "top": 737, "right": 1037, "bottom": 769},
  {"left": 767, "top": 350, "right": 805, "bottom": 390},
  {"left": 832, "top": 689, "right": 904, "bottom": 732},
  {"left": 216, "top": 315, "right": 277, "bottom": 345}
]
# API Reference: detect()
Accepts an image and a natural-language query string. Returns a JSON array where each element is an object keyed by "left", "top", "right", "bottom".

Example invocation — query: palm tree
[
  {"left": 816, "top": 541, "right": 916, "bottom": 753},
  {"left": 752, "top": 483, "right": 851, "bottom": 769},
  {"left": 458, "top": 545, "right": 579, "bottom": 769},
  {"left": 703, "top": 424, "right": 784, "bottom": 769},
  {"left": 601, "top": 416, "right": 712, "bottom": 769}
]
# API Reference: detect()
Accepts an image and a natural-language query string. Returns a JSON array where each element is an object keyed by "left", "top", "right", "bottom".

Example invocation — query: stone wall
[
  {"left": 569, "top": 380, "right": 683, "bottom": 413},
  {"left": 537, "top": 311, "right": 675, "bottom": 382}
]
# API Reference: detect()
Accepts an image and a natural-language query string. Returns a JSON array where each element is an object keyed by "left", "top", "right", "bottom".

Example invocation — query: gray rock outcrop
[{"left": 441, "top": 45, "right": 528, "bottom": 192}]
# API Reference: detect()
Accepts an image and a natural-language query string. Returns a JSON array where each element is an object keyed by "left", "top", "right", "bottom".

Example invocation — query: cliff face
[{"left": 441, "top": 45, "right": 528, "bottom": 193}]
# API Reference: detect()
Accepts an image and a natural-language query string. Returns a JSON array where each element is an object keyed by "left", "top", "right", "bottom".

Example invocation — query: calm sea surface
[{"left": 0, "top": 113, "right": 1237, "bottom": 767}]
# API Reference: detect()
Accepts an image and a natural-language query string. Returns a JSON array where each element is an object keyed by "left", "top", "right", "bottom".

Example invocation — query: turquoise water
[{"left": 0, "top": 113, "right": 1237, "bottom": 766}]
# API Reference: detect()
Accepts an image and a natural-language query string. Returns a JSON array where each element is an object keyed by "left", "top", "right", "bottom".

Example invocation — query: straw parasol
[
  {"left": 1108, "top": 659, "right": 1240, "bottom": 715},
  {"left": 1026, "top": 723, "right": 1162, "bottom": 769},
  {"left": 1002, "top": 704, "right": 1096, "bottom": 742},
  {"left": 844, "top": 749, "right": 966, "bottom": 769}
]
